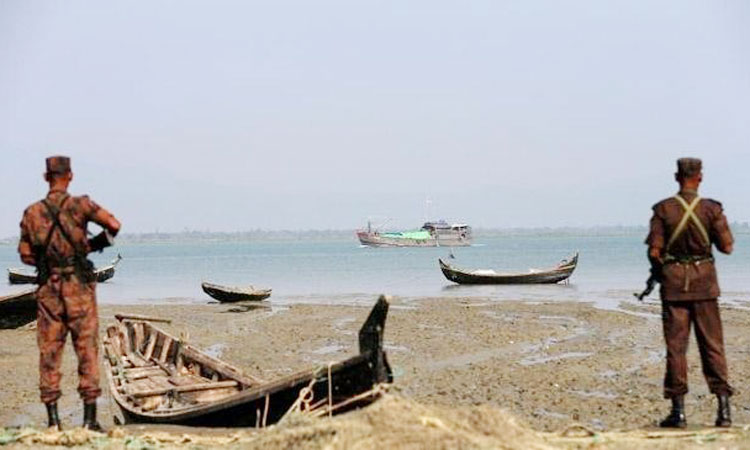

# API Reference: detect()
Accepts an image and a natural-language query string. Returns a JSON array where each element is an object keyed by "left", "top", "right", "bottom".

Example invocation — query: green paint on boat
[{"left": 380, "top": 230, "right": 431, "bottom": 240}]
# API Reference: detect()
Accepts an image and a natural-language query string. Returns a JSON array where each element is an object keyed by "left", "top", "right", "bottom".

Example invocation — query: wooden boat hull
[
  {"left": 201, "top": 282, "right": 272, "bottom": 303},
  {"left": 439, "top": 253, "right": 578, "bottom": 285},
  {"left": 0, "top": 289, "right": 37, "bottom": 329},
  {"left": 7, "top": 270, "right": 37, "bottom": 285},
  {"left": 104, "top": 297, "right": 392, "bottom": 427},
  {"left": 357, "top": 231, "right": 472, "bottom": 248},
  {"left": 117, "top": 352, "right": 385, "bottom": 426},
  {"left": 7, "top": 254, "right": 122, "bottom": 285}
]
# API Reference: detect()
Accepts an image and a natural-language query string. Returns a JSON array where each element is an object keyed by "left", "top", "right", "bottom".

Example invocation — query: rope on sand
[{"left": 279, "top": 362, "right": 389, "bottom": 424}]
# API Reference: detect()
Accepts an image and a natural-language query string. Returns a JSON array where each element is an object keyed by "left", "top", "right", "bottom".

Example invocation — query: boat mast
[{"left": 423, "top": 197, "right": 432, "bottom": 224}]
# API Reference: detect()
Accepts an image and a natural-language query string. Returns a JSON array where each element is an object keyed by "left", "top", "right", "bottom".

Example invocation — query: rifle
[
  {"left": 634, "top": 260, "right": 662, "bottom": 301},
  {"left": 635, "top": 274, "right": 657, "bottom": 301}
]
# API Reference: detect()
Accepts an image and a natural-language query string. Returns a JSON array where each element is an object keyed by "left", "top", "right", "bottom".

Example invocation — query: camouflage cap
[
  {"left": 676, "top": 157, "right": 702, "bottom": 178},
  {"left": 45, "top": 156, "right": 71, "bottom": 174}
]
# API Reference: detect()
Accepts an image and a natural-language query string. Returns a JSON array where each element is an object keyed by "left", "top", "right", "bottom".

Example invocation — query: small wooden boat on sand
[
  {"left": 103, "top": 296, "right": 392, "bottom": 426},
  {"left": 201, "top": 282, "right": 272, "bottom": 303},
  {"left": 0, "top": 288, "right": 36, "bottom": 315},
  {"left": 439, "top": 253, "right": 579, "bottom": 285},
  {"left": 7, "top": 254, "right": 122, "bottom": 285},
  {"left": 0, "top": 288, "right": 37, "bottom": 329}
]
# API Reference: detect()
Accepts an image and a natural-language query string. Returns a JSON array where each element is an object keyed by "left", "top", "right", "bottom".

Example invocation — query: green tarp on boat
[{"left": 380, "top": 230, "right": 431, "bottom": 240}]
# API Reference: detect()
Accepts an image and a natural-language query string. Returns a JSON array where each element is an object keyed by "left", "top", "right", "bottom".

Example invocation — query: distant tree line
[{"left": 1, "top": 223, "right": 749, "bottom": 245}]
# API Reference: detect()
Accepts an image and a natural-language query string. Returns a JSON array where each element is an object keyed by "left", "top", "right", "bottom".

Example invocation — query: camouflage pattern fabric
[
  {"left": 18, "top": 191, "right": 103, "bottom": 404},
  {"left": 37, "top": 274, "right": 101, "bottom": 403}
]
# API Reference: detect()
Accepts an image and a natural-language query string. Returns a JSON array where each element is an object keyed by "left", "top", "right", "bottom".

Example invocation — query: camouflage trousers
[{"left": 36, "top": 272, "right": 101, "bottom": 404}]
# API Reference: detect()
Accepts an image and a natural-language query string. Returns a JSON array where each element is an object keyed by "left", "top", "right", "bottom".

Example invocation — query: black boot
[
  {"left": 659, "top": 396, "right": 687, "bottom": 428},
  {"left": 82, "top": 402, "right": 104, "bottom": 432},
  {"left": 716, "top": 395, "right": 731, "bottom": 427},
  {"left": 45, "top": 403, "right": 61, "bottom": 430}
]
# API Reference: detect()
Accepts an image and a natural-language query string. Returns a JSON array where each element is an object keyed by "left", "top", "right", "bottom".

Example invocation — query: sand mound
[
  {"left": 3, "top": 395, "right": 750, "bottom": 449},
  {"left": 0, "top": 395, "right": 550, "bottom": 449},
  {"left": 252, "top": 394, "right": 552, "bottom": 450}
]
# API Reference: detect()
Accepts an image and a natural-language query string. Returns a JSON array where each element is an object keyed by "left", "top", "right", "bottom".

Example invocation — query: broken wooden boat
[
  {"left": 103, "top": 296, "right": 393, "bottom": 426},
  {"left": 0, "top": 288, "right": 37, "bottom": 329},
  {"left": 201, "top": 282, "right": 272, "bottom": 303},
  {"left": 439, "top": 253, "right": 579, "bottom": 285},
  {"left": 7, "top": 254, "right": 122, "bottom": 285}
]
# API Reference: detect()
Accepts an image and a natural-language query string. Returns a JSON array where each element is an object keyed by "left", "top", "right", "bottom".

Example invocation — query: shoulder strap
[
  {"left": 666, "top": 195, "right": 710, "bottom": 251},
  {"left": 41, "top": 195, "right": 81, "bottom": 254}
]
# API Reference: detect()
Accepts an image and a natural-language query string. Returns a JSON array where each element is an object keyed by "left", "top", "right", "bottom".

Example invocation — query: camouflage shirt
[{"left": 19, "top": 190, "right": 101, "bottom": 267}]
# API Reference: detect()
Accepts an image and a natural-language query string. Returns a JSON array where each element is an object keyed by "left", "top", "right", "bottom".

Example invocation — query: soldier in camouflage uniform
[
  {"left": 646, "top": 158, "right": 734, "bottom": 428},
  {"left": 18, "top": 156, "right": 120, "bottom": 430}
]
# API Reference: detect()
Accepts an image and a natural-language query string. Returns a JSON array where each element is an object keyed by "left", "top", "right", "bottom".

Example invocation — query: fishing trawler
[{"left": 356, "top": 220, "right": 472, "bottom": 247}]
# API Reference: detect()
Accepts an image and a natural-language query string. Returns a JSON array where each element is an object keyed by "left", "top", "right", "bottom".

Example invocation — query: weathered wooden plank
[
  {"left": 159, "top": 337, "right": 173, "bottom": 363},
  {"left": 143, "top": 333, "right": 158, "bottom": 360},
  {"left": 115, "top": 313, "right": 172, "bottom": 324},
  {"left": 131, "top": 380, "right": 239, "bottom": 398},
  {"left": 181, "top": 346, "right": 261, "bottom": 386},
  {"left": 133, "top": 322, "right": 145, "bottom": 351}
]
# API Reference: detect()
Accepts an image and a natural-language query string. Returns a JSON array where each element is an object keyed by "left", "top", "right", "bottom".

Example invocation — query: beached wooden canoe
[
  {"left": 201, "top": 282, "right": 272, "bottom": 303},
  {"left": 103, "top": 296, "right": 393, "bottom": 427},
  {"left": 0, "top": 288, "right": 36, "bottom": 315},
  {"left": 0, "top": 288, "right": 37, "bottom": 329},
  {"left": 439, "top": 253, "right": 579, "bottom": 285},
  {"left": 7, "top": 254, "right": 122, "bottom": 285}
]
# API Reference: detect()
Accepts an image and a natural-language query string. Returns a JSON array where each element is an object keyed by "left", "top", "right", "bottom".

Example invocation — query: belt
[
  {"left": 663, "top": 255, "right": 714, "bottom": 265},
  {"left": 664, "top": 254, "right": 714, "bottom": 292}
]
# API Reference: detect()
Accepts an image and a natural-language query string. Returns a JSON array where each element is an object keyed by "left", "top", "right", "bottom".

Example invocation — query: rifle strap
[
  {"left": 41, "top": 195, "right": 82, "bottom": 257},
  {"left": 666, "top": 195, "right": 710, "bottom": 252}
]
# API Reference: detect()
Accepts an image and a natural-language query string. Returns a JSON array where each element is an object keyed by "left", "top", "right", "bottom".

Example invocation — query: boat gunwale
[
  {"left": 439, "top": 253, "right": 579, "bottom": 284},
  {"left": 200, "top": 282, "right": 272, "bottom": 297}
]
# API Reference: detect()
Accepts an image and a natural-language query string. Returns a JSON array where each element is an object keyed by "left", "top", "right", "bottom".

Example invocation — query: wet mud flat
[{"left": 1, "top": 296, "right": 750, "bottom": 448}]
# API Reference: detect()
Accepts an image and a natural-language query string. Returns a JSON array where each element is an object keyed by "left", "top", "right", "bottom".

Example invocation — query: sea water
[{"left": 1, "top": 233, "right": 748, "bottom": 310}]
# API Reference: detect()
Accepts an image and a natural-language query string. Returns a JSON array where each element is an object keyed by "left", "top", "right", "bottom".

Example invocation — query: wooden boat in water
[
  {"left": 201, "top": 282, "right": 272, "bottom": 303},
  {"left": 7, "top": 254, "right": 122, "bottom": 285},
  {"left": 0, "top": 288, "right": 37, "bottom": 329},
  {"left": 94, "top": 254, "right": 123, "bottom": 283},
  {"left": 103, "top": 296, "right": 393, "bottom": 427},
  {"left": 439, "top": 253, "right": 579, "bottom": 285}
]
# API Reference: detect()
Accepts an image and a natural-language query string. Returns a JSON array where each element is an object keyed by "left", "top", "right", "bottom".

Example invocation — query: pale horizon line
[{"left": 2, "top": 223, "right": 749, "bottom": 244}]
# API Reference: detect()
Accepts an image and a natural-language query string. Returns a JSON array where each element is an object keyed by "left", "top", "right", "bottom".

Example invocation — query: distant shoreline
[{"left": 1, "top": 224, "right": 748, "bottom": 245}]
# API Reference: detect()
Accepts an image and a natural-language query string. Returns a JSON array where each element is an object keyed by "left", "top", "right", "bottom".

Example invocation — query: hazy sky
[{"left": 1, "top": 1, "right": 749, "bottom": 236}]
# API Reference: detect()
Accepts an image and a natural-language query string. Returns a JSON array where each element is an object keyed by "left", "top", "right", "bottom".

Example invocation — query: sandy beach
[{"left": 2, "top": 295, "right": 750, "bottom": 448}]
